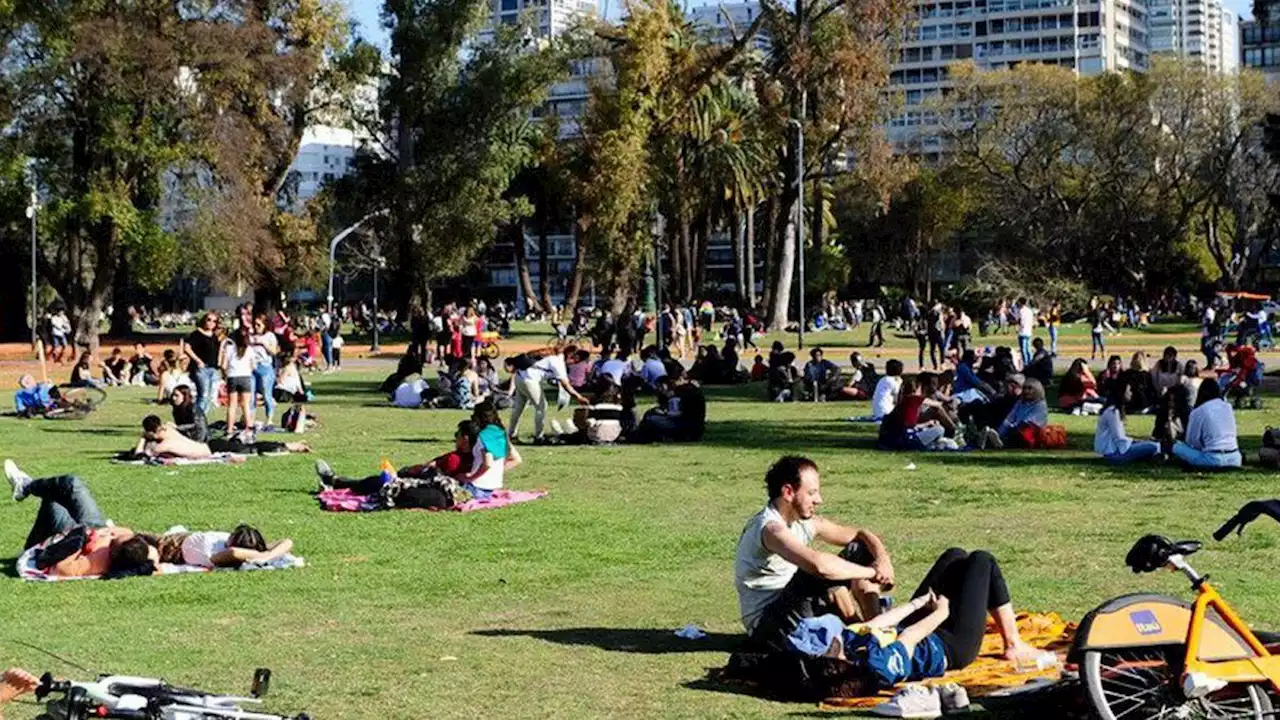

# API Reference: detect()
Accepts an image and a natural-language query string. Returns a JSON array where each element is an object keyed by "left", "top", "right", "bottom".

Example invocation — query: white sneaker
[
  {"left": 5, "top": 459, "right": 32, "bottom": 501},
  {"left": 937, "top": 683, "right": 970, "bottom": 714},
  {"left": 872, "top": 685, "right": 942, "bottom": 718}
]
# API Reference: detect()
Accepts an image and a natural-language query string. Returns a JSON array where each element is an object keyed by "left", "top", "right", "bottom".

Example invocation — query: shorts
[{"left": 226, "top": 376, "right": 253, "bottom": 393}]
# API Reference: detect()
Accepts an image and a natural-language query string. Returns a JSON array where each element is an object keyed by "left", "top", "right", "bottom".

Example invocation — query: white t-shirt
[
  {"left": 1094, "top": 406, "right": 1133, "bottom": 457},
  {"left": 1185, "top": 398, "right": 1238, "bottom": 452},
  {"left": 252, "top": 332, "right": 278, "bottom": 366},
  {"left": 470, "top": 436, "right": 505, "bottom": 491},
  {"left": 1018, "top": 305, "right": 1036, "bottom": 337},
  {"left": 392, "top": 378, "right": 428, "bottom": 408},
  {"left": 871, "top": 376, "right": 903, "bottom": 420},
  {"left": 734, "top": 504, "right": 815, "bottom": 632},
  {"left": 223, "top": 342, "right": 255, "bottom": 378},
  {"left": 181, "top": 531, "right": 230, "bottom": 568},
  {"left": 522, "top": 355, "right": 568, "bottom": 384}
]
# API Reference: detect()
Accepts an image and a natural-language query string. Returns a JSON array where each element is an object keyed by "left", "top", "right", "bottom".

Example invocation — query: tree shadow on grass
[
  {"left": 39, "top": 426, "right": 134, "bottom": 437},
  {"left": 472, "top": 628, "right": 742, "bottom": 654}
]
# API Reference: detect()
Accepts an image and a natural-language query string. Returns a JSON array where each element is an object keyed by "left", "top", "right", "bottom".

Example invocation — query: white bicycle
[{"left": 32, "top": 669, "right": 310, "bottom": 720}]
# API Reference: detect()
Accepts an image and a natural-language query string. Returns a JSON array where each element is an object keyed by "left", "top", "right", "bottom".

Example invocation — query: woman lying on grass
[
  {"left": 151, "top": 524, "right": 294, "bottom": 570},
  {"left": 787, "top": 549, "right": 1053, "bottom": 688}
]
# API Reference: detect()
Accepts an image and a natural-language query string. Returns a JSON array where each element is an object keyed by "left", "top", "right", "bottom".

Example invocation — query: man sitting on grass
[
  {"left": 5, "top": 460, "right": 157, "bottom": 579},
  {"left": 13, "top": 374, "right": 56, "bottom": 417},
  {"left": 133, "top": 415, "right": 310, "bottom": 460},
  {"left": 735, "top": 455, "right": 894, "bottom": 651}
]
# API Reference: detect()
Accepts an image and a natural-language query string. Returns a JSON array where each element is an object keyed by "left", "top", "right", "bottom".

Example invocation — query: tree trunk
[
  {"left": 109, "top": 252, "right": 134, "bottom": 337},
  {"left": 682, "top": 215, "right": 695, "bottom": 302},
  {"left": 746, "top": 203, "right": 757, "bottom": 309},
  {"left": 537, "top": 208, "right": 553, "bottom": 311},
  {"left": 810, "top": 180, "right": 825, "bottom": 300},
  {"left": 669, "top": 216, "right": 684, "bottom": 303},
  {"left": 760, "top": 195, "right": 779, "bottom": 314},
  {"left": 695, "top": 211, "right": 711, "bottom": 295},
  {"left": 511, "top": 221, "right": 542, "bottom": 314},
  {"left": 732, "top": 210, "right": 745, "bottom": 304},
  {"left": 564, "top": 227, "right": 587, "bottom": 310},
  {"left": 609, "top": 267, "right": 634, "bottom": 315}
]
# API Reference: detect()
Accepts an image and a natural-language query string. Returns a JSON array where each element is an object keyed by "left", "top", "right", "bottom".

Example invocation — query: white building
[
  {"left": 289, "top": 125, "right": 363, "bottom": 203},
  {"left": 687, "top": 2, "right": 772, "bottom": 54},
  {"left": 1148, "top": 0, "right": 1237, "bottom": 73}
]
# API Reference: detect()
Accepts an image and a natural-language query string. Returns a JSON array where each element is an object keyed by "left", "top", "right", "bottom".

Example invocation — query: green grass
[{"left": 4, "top": 340, "right": 1280, "bottom": 718}]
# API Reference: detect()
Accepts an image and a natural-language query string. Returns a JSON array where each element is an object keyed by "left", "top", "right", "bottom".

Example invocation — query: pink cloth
[{"left": 316, "top": 488, "right": 548, "bottom": 513}]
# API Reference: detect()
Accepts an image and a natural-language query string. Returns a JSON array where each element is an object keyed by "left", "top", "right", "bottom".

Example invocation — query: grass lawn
[{"left": 3, "top": 324, "right": 1280, "bottom": 718}]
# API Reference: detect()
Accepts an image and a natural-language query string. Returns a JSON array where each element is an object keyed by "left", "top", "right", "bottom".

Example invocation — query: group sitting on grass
[
  {"left": 4, "top": 460, "right": 293, "bottom": 579},
  {"left": 734, "top": 456, "right": 1054, "bottom": 714}
]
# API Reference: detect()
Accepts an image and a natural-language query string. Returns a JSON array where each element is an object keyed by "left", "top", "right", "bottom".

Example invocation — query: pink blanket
[{"left": 317, "top": 488, "right": 547, "bottom": 513}]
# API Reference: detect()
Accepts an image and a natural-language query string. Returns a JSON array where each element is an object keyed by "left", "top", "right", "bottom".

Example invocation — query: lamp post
[
  {"left": 25, "top": 190, "right": 37, "bottom": 348},
  {"left": 326, "top": 209, "right": 389, "bottom": 313}
]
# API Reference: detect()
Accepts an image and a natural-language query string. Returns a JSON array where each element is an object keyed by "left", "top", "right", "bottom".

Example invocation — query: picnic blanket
[
  {"left": 820, "top": 611, "right": 1075, "bottom": 710},
  {"left": 317, "top": 487, "right": 548, "bottom": 513},
  {"left": 16, "top": 539, "right": 305, "bottom": 582},
  {"left": 111, "top": 452, "right": 247, "bottom": 466}
]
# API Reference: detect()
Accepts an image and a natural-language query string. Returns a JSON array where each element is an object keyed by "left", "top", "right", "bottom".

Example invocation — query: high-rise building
[
  {"left": 1147, "top": 0, "right": 1237, "bottom": 73},
  {"left": 1240, "top": 20, "right": 1280, "bottom": 81},
  {"left": 484, "top": 0, "right": 599, "bottom": 38}
]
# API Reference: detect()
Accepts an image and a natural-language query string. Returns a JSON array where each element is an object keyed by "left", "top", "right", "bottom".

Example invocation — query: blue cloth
[
  {"left": 998, "top": 400, "right": 1048, "bottom": 439},
  {"left": 787, "top": 615, "right": 845, "bottom": 656},
  {"left": 1172, "top": 441, "right": 1242, "bottom": 469},
  {"left": 460, "top": 483, "right": 494, "bottom": 500},
  {"left": 253, "top": 363, "right": 276, "bottom": 422},
  {"left": 477, "top": 424, "right": 508, "bottom": 460},
  {"left": 1105, "top": 440, "right": 1161, "bottom": 465},
  {"left": 14, "top": 384, "right": 54, "bottom": 414},
  {"left": 846, "top": 628, "right": 948, "bottom": 688},
  {"left": 191, "top": 366, "right": 219, "bottom": 414},
  {"left": 641, "top": 358, "right": 668, "bottom": 388},
  {"left": 954, "top": 363, "right": 985, "bottom": 397},
  {"left": 1018, "top": 336, "right": 1032, "bottom": 367}
]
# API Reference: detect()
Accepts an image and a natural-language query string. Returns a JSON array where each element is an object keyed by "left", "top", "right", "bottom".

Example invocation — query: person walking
[{"left": 866, "top": 302, "right": 885, "bottom": 348}]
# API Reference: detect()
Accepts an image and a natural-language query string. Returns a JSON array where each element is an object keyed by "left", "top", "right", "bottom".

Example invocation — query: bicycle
[
  {"left": 18, "top": 387, "right": 107, "bottom": 421},
  {"left": 1071, "top": 535, "right": 1280, "bottom": 719},
  {"left": 30, "top": 668, "right": 309, "bottom": 719}
]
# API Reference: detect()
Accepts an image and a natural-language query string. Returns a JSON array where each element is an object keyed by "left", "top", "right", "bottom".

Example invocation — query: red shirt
[{"left": 432, "top": 451, "right": 467, "bottom": 477}]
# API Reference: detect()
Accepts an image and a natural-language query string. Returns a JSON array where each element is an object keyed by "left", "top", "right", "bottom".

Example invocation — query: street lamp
[
  {"left": 326, "top": 209, "right": 389, "bottom": 313},
  {"left": 25, "top": 190, "right": 38, "bottom": 348}
]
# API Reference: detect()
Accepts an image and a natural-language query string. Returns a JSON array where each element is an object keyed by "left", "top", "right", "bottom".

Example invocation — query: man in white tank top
[{"left": 734, "top": 455, "right": 895, "bottom": 651}]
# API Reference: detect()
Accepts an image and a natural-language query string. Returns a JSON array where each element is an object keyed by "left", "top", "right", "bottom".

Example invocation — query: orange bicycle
[{"left": 1071, "top": 535, "right": 1280, "bottom": 719}]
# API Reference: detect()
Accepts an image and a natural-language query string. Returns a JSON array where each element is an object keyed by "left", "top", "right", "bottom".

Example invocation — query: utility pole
[{"left": 25, "top": 190, "right": 38, "bottom": 347}]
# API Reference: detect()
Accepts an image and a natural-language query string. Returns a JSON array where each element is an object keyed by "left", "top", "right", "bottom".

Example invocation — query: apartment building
[
  {"left": 687, "top": 2, "right": 772, "bottom": 54},
  {"left": 1148, "top": 0, "right": 1237, "bottom": 73},
  {"left": 1241, "top": 20, "right": 1280, "bottom": 81}
]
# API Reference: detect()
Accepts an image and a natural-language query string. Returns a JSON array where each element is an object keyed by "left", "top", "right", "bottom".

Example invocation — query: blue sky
[{"left": 342, "top": 0, "right": 1255, "bottom": 49}]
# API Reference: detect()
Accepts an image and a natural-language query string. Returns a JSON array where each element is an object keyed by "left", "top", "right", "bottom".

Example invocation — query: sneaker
[
  {"left": 872, "top": 685, "right": 942, "bottom": 719},
  {"left": 314, "top": 459, "right": 335, "bottom": 490},
  {"left": 4, "top": 459, "right": 32, "bottom": 502},
  {"left": 937, "top": 684, "right": 970, "bottom": 714},
  {"left": 982, "top": 427, "right": 1003, "bottom": 450}
]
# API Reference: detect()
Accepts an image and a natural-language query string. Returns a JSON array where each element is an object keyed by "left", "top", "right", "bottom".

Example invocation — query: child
[{"left": 750, "top": 354, "right": 768, "bottom": 382}]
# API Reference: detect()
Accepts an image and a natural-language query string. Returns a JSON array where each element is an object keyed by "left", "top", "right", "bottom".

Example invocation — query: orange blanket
[{"left": 820, "top": 611, "right": 1076, "bottom": 710}]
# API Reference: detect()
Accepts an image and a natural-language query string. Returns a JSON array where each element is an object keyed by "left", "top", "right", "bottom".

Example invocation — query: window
[
  {"left": 1042, "top": 15, "right": 1057, "bottom": 29},
  {"left": 1024, "top": 16, "right": 1039, "bottom": 31},
  {"left": 1007, "top": 38, "right": 1021, "bottom": 52},
  {"left": 938, "top": 23, "right": 955, "bottom": 38},
  {"left": 922, "top": 67, "right": 939, "bottom": 82},
  {"left": 939, "top": 2, "right": 954, "bottom": 16},
  {"left": 501, "top": 0, "right": 519, "bottom": 9},
  {"left": 921, "top": 24, "right": 938, "bottom": 39},
  {"left": 500, "top": 12, "right": 518, "bottom": 23},
  {"left": 322, "top": 172, "right": 334, "bottom": 181},
  {"left": 990, "top": 40, "right": 1004, "bottom": 55},
  {"left": 1245, "top": 48, "right": 1261, "bottom": 66},
  {"left": 1024, "top": 37, "right": 1040, "bottom": 52},
  {"left": 975, "top": 20, "right": 987, "bottom": 35},
  {"left": 907, "top": 89, "right": 924, "bottom": 104},
  {"left": 1042, "top": 37, "right": 1058, "bottom": 51},
  {"left": 991, "top": 18, "right": 1004, "bottom": 32},
  {"left": 1006, "top": 17, "right": 1020, "bottom": 31},
  {"left": 940, "top": 44, "right": 957, "bottom": 59},
  {"left": 988, "top": 0, "right": 1004, "bottom": 12},
  {"left": 957, "top": 22, "right": 972, "bottom": 36},
  {"left": 902, "top": 47, "right": 922, "bottom": 62}
]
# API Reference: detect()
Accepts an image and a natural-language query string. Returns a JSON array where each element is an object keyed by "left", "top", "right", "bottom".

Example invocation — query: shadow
[
  {"left": 682, "top": 675, "right": 778, "bottom": 702},
  {"left": 391, "top": 437, "right": 444, "bottom": 444},
  {"left": 0, "top": 557, "right": 18, "bottom": 579},
  {"left": 39, "top": 426, "right": 134, "bottom": 437},
  {"left": 471, "top": 627, "right": 743, "bottom": 654}
]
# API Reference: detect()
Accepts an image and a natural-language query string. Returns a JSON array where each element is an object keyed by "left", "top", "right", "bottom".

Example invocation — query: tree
[{"left": 374, "top": 0, "right": 570, "bottom": 312}]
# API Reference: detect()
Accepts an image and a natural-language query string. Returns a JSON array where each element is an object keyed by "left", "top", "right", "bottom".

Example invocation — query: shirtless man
[
  {"left": 135, "top": 416, "right": 309, "bottom": 459},
  {"left": 5, "top": 461, "right": 157, "bottom": 579},
  {"left": 0, "top": 669, "right": 39, "bottom": 720}
]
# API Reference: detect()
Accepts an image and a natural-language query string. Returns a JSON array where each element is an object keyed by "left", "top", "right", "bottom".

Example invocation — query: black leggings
[
  {"left": 928, "top": 331, "right": 944, "bottom": 369},
  {"left": 208, "top": 439, "right": 287, "bottom": 455},
  {"left": 916, "top": 335, "right": 927, "bottom": 368},
  {"left": 905, "top": 548, "right": 1011, "bottom": 670}
]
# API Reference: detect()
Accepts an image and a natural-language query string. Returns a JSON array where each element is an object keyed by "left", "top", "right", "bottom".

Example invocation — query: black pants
[
  {"left": 326, "top": 475, "right": 386, "bottom": 495},
  {"left": 23, "top": 475, "right": 106, "bottom": 550},
  {"left": 904, "top": 549, "right": 1011, "bottom": 670},
  {"left": 868, "top": 323, "right": 884, "bottom": 347},
  {"left": 749, "top": 542, "right": 875, "bottom": 652},
  {"left": 915, "top": 335, "right": 927, "bottom": 367},
  {"left": 928, "top": 331, "right": 944, "bottom": 369},
  {"left": 209, "top": 439, "right": 287, "bottom": 455}
]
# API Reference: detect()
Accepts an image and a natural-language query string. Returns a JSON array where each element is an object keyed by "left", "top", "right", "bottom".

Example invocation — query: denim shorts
[{"left": 226, "top": 376, "right": 253, "bottom": 393}]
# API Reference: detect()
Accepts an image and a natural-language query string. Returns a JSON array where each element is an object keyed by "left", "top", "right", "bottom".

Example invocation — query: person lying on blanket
[
  {"left": 735, "top": 455, "right": 895, "bottom": 652},
  {"left": 785, "top": 549, "right": 1055, "bottom": 688},
  {"left": 4, "top": 460, "right": 158, "bottom": 579},
  {"left": 134, "top": 415, "right": 311, "bottom": 459},
  {"left": 316, "top": 402, "right": 523, "bottom": 500},
  {"left": 1, "top": 668, "right": 39, "bottom": 720},
  {"left": 152, "top": 524, "right": 294, "bottom": 569}
]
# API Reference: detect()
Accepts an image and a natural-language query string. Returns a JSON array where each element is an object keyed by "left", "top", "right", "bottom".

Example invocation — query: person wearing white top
[
  {"left": 1172, "top": 381, "right": 1241, "bottom": 469},
  {"left": 158, "top": 525, "right": 294, "bottom": 569},
  {"left": 220, "top": 333, "right": 256, "bottom": 434},
  {"left": 734, "top": 456, "right": 893, "bottom": 650},
  {"left": 1094, "top": 386, "right": 1161, "bottom": 464},
  {"left": 1016, "top": 298, "right": 1036, "bottom": 368},
  {"left": 509, "top": 348, "right": 588, "bottom": 441},
  {"left": 871, "top": 360, "right": 905, "bottom": 420},
  {"left": 392, "top": 377, "right": 429, "bottom": 408}
]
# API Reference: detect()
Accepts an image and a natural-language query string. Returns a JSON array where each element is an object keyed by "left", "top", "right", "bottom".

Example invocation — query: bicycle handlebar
[{"left": 34, "top": 672, "right": 311, "bottom": 720}]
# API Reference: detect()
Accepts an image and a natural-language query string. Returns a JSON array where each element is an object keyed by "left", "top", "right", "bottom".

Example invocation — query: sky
[{"left": 343, "top": 0, "right": 1256, "bottom": 50}]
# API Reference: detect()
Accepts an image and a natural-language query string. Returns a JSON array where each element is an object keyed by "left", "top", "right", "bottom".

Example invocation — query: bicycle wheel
[
  {"left": 47, "top": 387, "right": 107, "bottom": 420},
  {"left": 1083, "top": 647, "right": 1272, "bottom": 720}
]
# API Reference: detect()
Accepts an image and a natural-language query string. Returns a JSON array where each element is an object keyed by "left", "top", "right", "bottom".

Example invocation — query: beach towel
[
  {"left": 820, "top": 611, "right": 1074, "bottom": 709},
  {"left": 317, "top": 487, "right": 548, "bottom": 513},
  {"left": 111, "top": 452, "right": 247, "bottom": 466},
  {"left": 16, "top": 538, "right": 305, "bottom": 582}
]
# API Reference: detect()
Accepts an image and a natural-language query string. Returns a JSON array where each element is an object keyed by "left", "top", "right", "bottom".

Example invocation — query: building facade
[
  {"left": 1241, "top": 20, "right": 1280, "bottom": 81},
  {"left": 687, "top": 2, "right": 772, "bottom": 53},
  {"left": 1147, "top": 0, "right": 1237, "bottom": 73}
]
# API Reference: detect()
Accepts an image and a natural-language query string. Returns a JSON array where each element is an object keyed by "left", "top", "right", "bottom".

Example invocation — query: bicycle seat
[{"left": 1125, "top": 535, "right": 1202, "bottom": 573}]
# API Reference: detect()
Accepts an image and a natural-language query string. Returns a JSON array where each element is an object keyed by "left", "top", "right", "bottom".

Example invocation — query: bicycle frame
[{"left": 1172, "top": 555, "right": 1280, "bottom": 693}]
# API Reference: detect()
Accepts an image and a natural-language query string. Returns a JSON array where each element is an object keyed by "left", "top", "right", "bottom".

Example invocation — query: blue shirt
[
  {"left": 477, "top": 424, "right": 508, "bottom": 460},
  {"left": 641, "top": 358, "right": 667, "bottom": 388},
  {"left": 14, "top": 384, "right": 53, "bottom": 414},
  {"left": 787, "top": 615, "right": 948, "bottom": 687}
]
